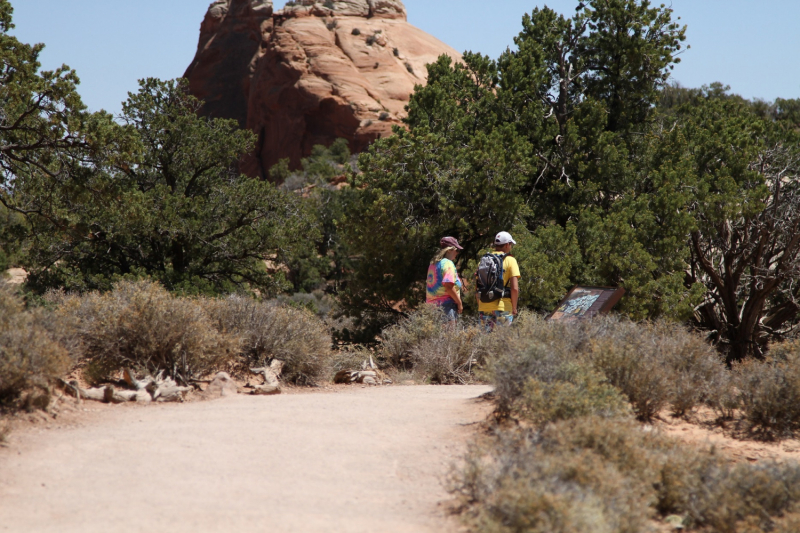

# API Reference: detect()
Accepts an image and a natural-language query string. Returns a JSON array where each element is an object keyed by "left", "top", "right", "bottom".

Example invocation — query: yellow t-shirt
[{"left": 477, "top": 253, "right": 520, "bottom": 313}]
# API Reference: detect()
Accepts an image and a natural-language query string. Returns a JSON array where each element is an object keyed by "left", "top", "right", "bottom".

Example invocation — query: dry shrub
[
  {"left": 201, "top": 295, "right": 331, "bottom": 385},
  {"left": 518, "top": 366, "right": 631, "bottom": 425},
  {"left": 453, "top": 416, "right": 800, "bottom": 533},
  {"left": 407, "top": 325, "right": 485, "bottom": 384},
  {"left": 733, "top": 342, "right": 800, "bottom": 439},
  {"left": 590, "top": 334, "right": 673, "bottom": 421},
  {"left": 72, "top": 280, "right": 236, "bottom": 381},
  {"left": 453, "top": 420, "right": 657, "bottom": 533},
  {"left": 486, "top": 315, "right": 730, "bottom": 422},
  {"left": 0, "top": 282, "right": 70, "bottom": 408},
  {"left": 487, "top": 329, "right": 629, "bottom": 423},
  {"left": 380, "top": 305, "right": 446, "bottom": 369},
  {"left": 329, "top": 347, "right": 375, "bottom": 374}
]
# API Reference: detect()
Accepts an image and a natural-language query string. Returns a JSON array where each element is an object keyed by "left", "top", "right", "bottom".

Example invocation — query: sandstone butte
[{"left": 183, "top": 0, "right": 462, "bottom": 180}]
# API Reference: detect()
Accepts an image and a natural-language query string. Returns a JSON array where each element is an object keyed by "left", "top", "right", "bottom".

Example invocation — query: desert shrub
[
  {"left": 329, "top": 347, "right": 375, "bottom": 374},
  {"left": 0, "top": 283, "right": 70, "bottom": 408},
  {"left": 733, "top": 342, "right": 800, "bottom": 439},
  {"left": 380, "top": 305, "right": 444, "bottom": 368},
  {"left": 378, "top": 111, "right": 390, "bottom": 121},
  {"left": 454, "top": 415, "right": 800, "bottom": 533},
  {"left": 517, "top": 367, "right": 631, "bottom": 425},
  {"left": 485, "top": 314, "right": 728, "bottom": 421},
  {"left": 72, "top": 280, "right": 236, "bottom": 382},
  {"left": 590, "top": 335, "right": 673, "bottom": 421},
  {"left": 404, "top": 62, "right": 414, "bottom": 74},
  {"left": 365, "top": 34, "right": 376, "bottom": 45},
  {"left": 276, "top": 290, "right": 335, "bottom": 317},
  {"left": 326, "top": 19, "right": 337, "bottom": 30},
  {"left": 392, "top": 47, "right": 399, "bottom": 57},
  {"left": 201, "top": 295, "right": 331, "bottom": 385},
  {"left": 407, "top": 324, "right": 485, "bottom": 384},
  {"left": 351, "top": 28, "right": 361, "bottom": 36},
  {"left": 588, "top": 319, "right": 729, "bottom": 420},
  {"left": 648, "top": 321, "right": 730, "bottom": 416},
  {"left": 453, "top": 420, "right": 656, "bottom": 533},
  {"left": 484, "top": 313, "right": 619, "bottom": 418}
]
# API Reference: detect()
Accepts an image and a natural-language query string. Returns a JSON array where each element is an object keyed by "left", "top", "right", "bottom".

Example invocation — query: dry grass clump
[
  {"left": 407, "top": 325, "right": 486, "bottom": 384},
  {"left": 201, "top": 295, "right": 331, "bottom": 385},
  {"left": 0, "top": 282, "right": 70, "bottom": 409},
  {"left": 329, "top": 347, "right": 376, "bottom": 374},
  {"left": 380, "top": 305, "right": 448, "bottom": 369},
  {"left": 452, "top": 416, "right": 800, "bottom": 533},
  {"left": 380, "top": 307, "right": 492, "bottom": 383},
  {"left": 732, "top": 342, "right": 800, "bottom": 439},
  {"left": 71, "top": 280, "right": 237, "bottom": 382}
]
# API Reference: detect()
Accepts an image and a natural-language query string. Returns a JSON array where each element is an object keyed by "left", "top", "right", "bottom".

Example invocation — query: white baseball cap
[{"left": 494, "top": 231, "right": 517, "bottom": 245}]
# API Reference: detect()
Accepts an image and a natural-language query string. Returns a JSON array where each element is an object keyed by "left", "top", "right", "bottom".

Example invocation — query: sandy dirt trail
[{"left": 0, "top": 385, "right": 492, "bottom": 533}]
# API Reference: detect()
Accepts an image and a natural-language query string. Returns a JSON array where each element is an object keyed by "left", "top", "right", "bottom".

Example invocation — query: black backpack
[{"left": 476, "top": 253, "right": 510, "bottom": 303}]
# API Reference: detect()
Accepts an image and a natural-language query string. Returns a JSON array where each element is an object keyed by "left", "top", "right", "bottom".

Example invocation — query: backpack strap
[{"left": 499, "top": 253, "right": 513, "bottom": 298}]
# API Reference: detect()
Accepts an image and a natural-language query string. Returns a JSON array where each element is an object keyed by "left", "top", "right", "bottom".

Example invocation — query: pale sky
[{"left": 10, "top": 1, "right": 800, "bottom": 116}]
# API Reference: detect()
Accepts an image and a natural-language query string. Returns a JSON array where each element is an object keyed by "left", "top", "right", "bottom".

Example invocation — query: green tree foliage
[
  {"left": 272, "top": 139, "right": 356, "bottom": 295},
  {"left": 340, "top": 0, "right": 694, "bottom": 329},
  {"left": 660, "top": 88, "right": 800, "bottom": 361},
  {"left": 0, "top": 0, "right": 103, "bottom": 268},
  {"left": 13, "top": 78, "right": 318, "bottom": 295}
]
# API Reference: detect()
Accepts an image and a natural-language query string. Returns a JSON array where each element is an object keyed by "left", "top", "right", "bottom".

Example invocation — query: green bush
[
  {"left": 71, "top": 280, "right": 237, "bottom": 382},
  {"left": 201, "top": 295, "right": 331, "bottom": 385},
  {"left": 0, "top": 283, "right": 70, "bottom": 408}
]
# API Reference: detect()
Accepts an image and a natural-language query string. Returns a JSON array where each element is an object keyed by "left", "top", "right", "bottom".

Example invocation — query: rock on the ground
[{"left": 184, "top": 0, "right": 461, "bottom": 178}]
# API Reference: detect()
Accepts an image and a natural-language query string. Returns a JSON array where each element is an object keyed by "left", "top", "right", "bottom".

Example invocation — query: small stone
[{"left": 664, "top": 515, "right": 685, "bottom": 529}]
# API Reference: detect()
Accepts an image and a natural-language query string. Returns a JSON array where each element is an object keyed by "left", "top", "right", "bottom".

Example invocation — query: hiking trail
[{"left": 0, "top": 384, "right": 492, "bottom": 533}]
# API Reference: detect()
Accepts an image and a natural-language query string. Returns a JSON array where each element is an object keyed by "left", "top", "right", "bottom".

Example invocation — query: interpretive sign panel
[{"left": 547, "top": 286, "right": 625, "bottom": 322}]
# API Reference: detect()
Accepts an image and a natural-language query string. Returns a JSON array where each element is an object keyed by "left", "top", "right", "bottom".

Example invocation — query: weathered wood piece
[
  {"left": 62, "top": 373, "right": 187, "bottom": 404},
  {"left": 333, "top": 370, "right": 378, "bottom": 385},
  {"left": 250, "top": 359, "right": 284, "bottom": 395}
]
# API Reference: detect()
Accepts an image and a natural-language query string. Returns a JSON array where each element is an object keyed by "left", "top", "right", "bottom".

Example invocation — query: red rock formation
[{"left": 184, "top": 0, "right": 461, "bottom": 179}]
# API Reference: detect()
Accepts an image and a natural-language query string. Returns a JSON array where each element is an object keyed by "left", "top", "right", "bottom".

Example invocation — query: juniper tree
[{"left": 15, "top": 78, "right": 318, "bottom": 295}]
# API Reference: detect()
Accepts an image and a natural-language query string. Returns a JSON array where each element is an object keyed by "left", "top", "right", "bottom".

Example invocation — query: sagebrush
[
  {"left": 67, "top": 280, "right": 237, "bottom": 382},
  {"left": 201, "top": 295, "right": 331, "bottom": 385},
  {"left": 0, "top": 283, "right": 70, "bottom": 408}
]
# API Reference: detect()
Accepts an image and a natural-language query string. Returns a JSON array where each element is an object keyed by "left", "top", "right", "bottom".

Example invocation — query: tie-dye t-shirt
[{"left": 426, "top": 258, "right": 461, "bottom": 304}]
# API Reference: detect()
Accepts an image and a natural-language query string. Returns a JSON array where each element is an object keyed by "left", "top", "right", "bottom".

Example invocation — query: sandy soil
[
  {"left": 0, "top": 384, "right": 492, "bottom": 533},
  {"left": 655, "top": 408, "right": 800, "bottom": 464}
]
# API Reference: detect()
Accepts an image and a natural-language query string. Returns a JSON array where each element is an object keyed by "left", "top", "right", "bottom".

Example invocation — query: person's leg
[
  {"left": 479, "top": 311, "right": 497, "bottom": 332},
  {"left": 440, "top": 300, "right": 458, "bottom": 324},
  {"left": 496, "top": 311, "right": 514, "bottom": 327}
]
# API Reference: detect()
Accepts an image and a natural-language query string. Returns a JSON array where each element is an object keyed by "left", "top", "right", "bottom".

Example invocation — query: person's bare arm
[
  {"left": 443, "top": 282, "right": 463, "bottom": 313},
  {"left": 510, "top": 277, "right": 519, "bottom": 315}
]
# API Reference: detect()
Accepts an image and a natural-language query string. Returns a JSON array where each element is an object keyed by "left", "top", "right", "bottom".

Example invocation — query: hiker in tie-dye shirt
[{"left": 426, "top": 236, "right": 464, "bottom": 322}]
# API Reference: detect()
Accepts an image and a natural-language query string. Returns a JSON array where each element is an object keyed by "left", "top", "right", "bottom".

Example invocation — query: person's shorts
[
  {"left": 479, "top": 310, "right": 513, "bottom": 331},
  {"left": 439, "top": 300, "right": 459, "bottom": 321}
]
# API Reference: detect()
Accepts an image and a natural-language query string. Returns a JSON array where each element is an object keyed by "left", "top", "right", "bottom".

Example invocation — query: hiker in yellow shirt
[{"left": 476, "top": 231, "right": 520, "bottom": 331}]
